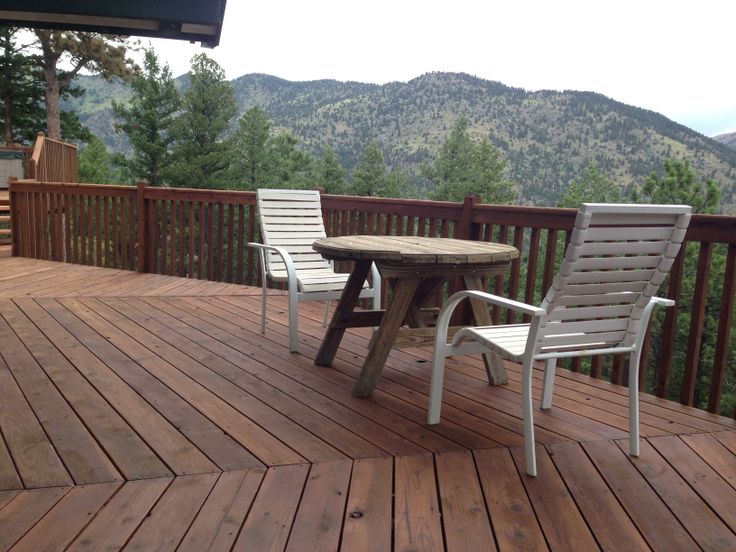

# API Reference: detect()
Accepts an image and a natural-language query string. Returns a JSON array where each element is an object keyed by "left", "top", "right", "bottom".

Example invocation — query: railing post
[
  {"left": 137, "top": 181, "right": 148, "bottom": 273},
  {"left": 458, "top": 193, "right": 481, "bottom": 240},
  {"left": 8, "top": 177, "right": 18, "bottom": 257}
]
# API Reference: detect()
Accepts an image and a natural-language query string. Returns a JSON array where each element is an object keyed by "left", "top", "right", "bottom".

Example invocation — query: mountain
[
  {"left": 64, "top": 72, "right": 736, "bottom": 208},
  {"left": 714, "top": 132, "right": 736, "bottom": 150}
]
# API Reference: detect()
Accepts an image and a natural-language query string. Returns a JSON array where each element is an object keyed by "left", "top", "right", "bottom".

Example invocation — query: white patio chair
[
  {"left": 428, "top": 203, "right": 691, "bottom": 476},
  {"left": 249, "top": 189, "right": 381, "bottom": 352}
]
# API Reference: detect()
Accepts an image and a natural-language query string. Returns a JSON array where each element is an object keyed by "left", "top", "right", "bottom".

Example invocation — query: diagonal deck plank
[{"left": 0, "top": 258, "right": 735, "bottom": 551}]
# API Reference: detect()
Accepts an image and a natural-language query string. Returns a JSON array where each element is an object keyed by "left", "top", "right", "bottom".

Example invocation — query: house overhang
[{"left": 0, "top": 1, "right": 227, "bottom": 47}]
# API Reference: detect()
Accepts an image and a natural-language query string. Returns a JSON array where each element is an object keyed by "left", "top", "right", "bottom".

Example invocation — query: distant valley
[{"left": 64, "top": 72, "right": 736, "bottom": 210}]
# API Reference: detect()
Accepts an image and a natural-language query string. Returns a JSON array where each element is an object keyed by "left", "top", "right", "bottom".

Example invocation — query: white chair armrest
[
  {"left": 445, "top": 290, "right": 546, "bottom": 318},
  {"left": 650, "top": 296, "right": 675, "bottom": 308},
  {"left": 434, "top": 290, "right": 545, "bottom": 350},
  {"left": 247, "top": 242, "right": 298, "bottom": 289}
]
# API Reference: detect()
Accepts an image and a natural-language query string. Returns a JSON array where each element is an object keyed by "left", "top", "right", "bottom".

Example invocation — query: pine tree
[
  {"left": 558, "top": 161, "right": 622, "bottom": 208},
  {"left": 315, "top": 146, "right": 347, "bottom": 194},
  {"left": 78, "top": 135, "right": 117, "bottom": 183},
  {"left": 351, "top": 140, "right": 414, "bottom": 197},
  {"left": 423, "top": 118, "right": 515, "bottom": 204},
  {"left": 633, "top": 158, "right": 720, "bottom": 214},
  {"left": 112, "top": 48, "right": 180, "bottom": 186},
  {"left": 166, "top": 54, "right": 237, "bottom": 189},
  {"left": 351, "top": 140, "right": 386, "bottom": 196},
  {"left": 0, "top": 27, "right": 44, "bottom": 145},
  {"left": 267, "top": 132, "right": 314, "bottom": 189},
  {"left": 33, "top": 30, "right": 136, "bottom": 140},
  {"left": 230, "top": 106, "right": 271, "bottom": 189}
]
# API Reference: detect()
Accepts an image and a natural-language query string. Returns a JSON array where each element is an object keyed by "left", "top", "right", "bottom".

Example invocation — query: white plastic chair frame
[
  {"left": 248, "top": 189, "right": 381, "bottom": 353},
  {"left": 428, "top": 203, "right": 692, "bottom": 476}
]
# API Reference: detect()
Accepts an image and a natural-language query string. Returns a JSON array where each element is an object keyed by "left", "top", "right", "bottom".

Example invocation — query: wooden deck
[{"left": 0, "top": 257, "right": 735, "bottom": 551}]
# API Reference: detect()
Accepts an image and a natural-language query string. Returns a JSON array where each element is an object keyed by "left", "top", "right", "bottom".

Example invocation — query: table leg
[
  {"left": 315, "top": 260, "right": 373, "bottom": 366},
  {"left": 352, "top": 277, "right": 420, "bottom": 397},
  {"left": 463, "top": 275, "right": 508, "bottom": 385}
]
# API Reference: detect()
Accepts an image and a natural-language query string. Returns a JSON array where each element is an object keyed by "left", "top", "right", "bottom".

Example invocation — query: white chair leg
[
  {"left": 323, "top": 301, "right": 330, "bottom": 326},
  {"left": 522, "top": 356, "right": 537, "bottom": 477},
  {"left": 428, "top": 344, "right": 447, "bottom": 425},
  {"left": 628, "top": 351, "right": 641, "bottom": 456},
  {"left": 260, "top": 283, "right": 267, "bottom": 334},
  {"left": 288, "top": 280, "right": 299, "bottom": 353},
  {"left": 540, "top": 358, "right": 557, "bottom": 410}
]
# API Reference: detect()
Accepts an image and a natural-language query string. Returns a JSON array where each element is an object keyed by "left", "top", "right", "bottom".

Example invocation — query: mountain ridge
[{"left": 64, "top": 71, "right": 736, "bottom": 208}]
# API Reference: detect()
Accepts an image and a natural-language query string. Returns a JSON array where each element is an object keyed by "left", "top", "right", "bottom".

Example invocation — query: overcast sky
[{"left": 143, "top": 0, "right": 735, "bottom": 136}]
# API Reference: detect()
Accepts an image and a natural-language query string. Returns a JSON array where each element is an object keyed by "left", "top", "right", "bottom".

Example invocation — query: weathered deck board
[{"left": 0, "top": 258, "right": 735, "bottom": 551}]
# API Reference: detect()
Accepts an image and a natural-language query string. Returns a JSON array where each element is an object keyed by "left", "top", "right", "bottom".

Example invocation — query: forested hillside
[
  {"left": 65, "top": 71, "right": 736, "bottom": 207},
  {"left": 714, "top": 132, "right": 736, "bottom": 150}
]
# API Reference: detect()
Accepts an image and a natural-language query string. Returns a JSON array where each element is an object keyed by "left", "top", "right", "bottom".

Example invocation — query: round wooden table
[{"left": 313, "top": 235, "right": 519, "bottom": 397}]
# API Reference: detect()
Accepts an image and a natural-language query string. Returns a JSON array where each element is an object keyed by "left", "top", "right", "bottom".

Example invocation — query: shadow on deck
[{"left": 0, "top": 257, "right": 734, "bottom": 551}]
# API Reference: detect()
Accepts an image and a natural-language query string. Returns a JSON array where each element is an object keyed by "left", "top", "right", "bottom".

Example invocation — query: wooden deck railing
[
  {"left": 27, "top": 133, "right": 78, "bottom": 182},
  {"left": 8, "top": 180, "right": 736, "bottom": 416}
]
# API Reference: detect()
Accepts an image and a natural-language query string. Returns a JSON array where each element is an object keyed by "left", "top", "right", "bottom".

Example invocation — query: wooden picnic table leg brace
[
  {"left": 352, "top": 276, "right": 420, "bottom": 397},
  {"left": 464, "top": 275, "right": 508, "bottom": 385},
  {"left": 315, "top": 259, "right": 373, "bottom": 366}
]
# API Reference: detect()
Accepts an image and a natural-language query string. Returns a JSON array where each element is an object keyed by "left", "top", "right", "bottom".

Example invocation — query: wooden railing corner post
[
  {"left": 136, "top": 181, "right": 148, "bottom": 273},
  {"left": 459, "top": 193, "right": 481, "bottom": 240}
]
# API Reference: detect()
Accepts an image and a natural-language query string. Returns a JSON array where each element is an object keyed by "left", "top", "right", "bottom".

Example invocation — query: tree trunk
[
  {"left": 3, "top": 91, "right": 12, "bottom": 145},
  {"left": 43, "top": 65, "right": 61, "bottom": 140}
]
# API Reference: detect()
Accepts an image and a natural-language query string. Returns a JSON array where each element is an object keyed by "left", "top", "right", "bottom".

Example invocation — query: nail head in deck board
[
  {"left": 582, "top": 439, "right": 698, "bottom": 551},
  {"left": 0, "top": 348, "right": 72, "bottom": 489},
  {"left": 474, "top": 448, "right": 548, "bottom": 551},
  {"left": 647, "top": 434, "right": 736, "bottom": 529},
  {"left": 341, "top": 456, "right": 393, "bottom": 552},
  {"left": 620, "top": 439, "right": 736, "bottom": 550},
  {"left": 56, "top": 296, "right": 259, "bottom": 471},
  {"left": 123, "top": 473, "right": 219, "bottom": 552},
  {"left": 66, "top": 477, "right": 172, "bottom": 552},
  {"left": 10, "top": 481, "right": 121, "bottom": 552},
  {"left": 394, "top": 453, "right": 444, "bottom": 552},
  {"left": 34, "top": 297, "right": 219, "bottom": 476},
  {"left": 233, "top": 464, "right": 311, "bottom": 552},
  {"left": 286, "top": 460, "right": 353, "bottom": 552},
  {"left": 0, "top": 486, "right": 70, "bottom": 551},
  {"left": 510, "top": 446, "right": 599, "bottom": 551},
  {"left": 435, "top": 449, "right": 497, "bottom": 551},
  {"left": 177, "top": 469, "right": 265, "bottom": 552},
  {"left": 76, "top": 296, "right": 303, "bottom": 467}
]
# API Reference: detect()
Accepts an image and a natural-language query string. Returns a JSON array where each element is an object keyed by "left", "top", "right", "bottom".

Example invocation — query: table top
[{"left": 313, "top": 235, "right": 519, "bottom": 265}]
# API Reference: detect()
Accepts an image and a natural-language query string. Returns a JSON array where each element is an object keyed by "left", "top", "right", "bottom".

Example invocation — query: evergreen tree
[
  {"left": 166, "top": 54, "right": 237, "bottom": 188},
  {"left": 33, "top": 30, "right": 136, "bottom": 140},
  {"left": 633, "top": 158, "right": 720, "bottom": 214},
  {"left": 231, "top": 106, "right": 271, "bottom": 189},
  {"left": 112, "top": 48, "right": 180, "bottom": 186},
  {"left": 351, "top": 140, "right": 386, "bottom": 196},
  {"left": 423, "top": 117, "right": 515, "bottom": 203},
  {"left": 78, "top": 135, "right": 117, "bottom": 183},
  {"left": 558, "top": 161, "right": 622, "bottom": 207},
  {"left": 351, "top": 141, "right": 414, "bottom": 197},
  {"left": 315, "top": 146, "right": 347, "bottom": 194},
  {"left": 267, "top": 132, "right": 315, "bottom": 189},
  {"left": 0, "top": 27, "right": 44, "bottom": 144}
]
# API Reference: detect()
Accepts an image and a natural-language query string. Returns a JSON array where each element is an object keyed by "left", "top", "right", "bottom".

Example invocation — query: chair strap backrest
[
  {"left": 257, "top": 189, "right": 332, "bottom": 276},
  {"left": 536, "top": 203, "right": 691, "bottom": 355}
]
